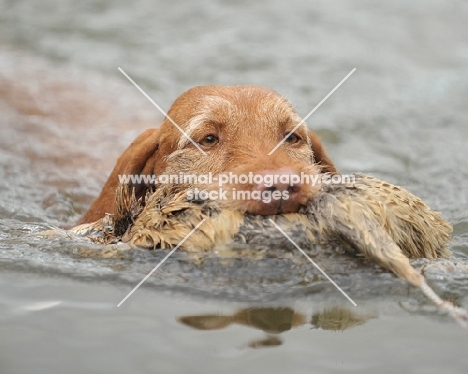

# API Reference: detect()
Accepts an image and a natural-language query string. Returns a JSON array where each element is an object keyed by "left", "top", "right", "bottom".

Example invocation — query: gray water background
[{"left": 1, "top": 0, "right": 468, "bottom": 373}]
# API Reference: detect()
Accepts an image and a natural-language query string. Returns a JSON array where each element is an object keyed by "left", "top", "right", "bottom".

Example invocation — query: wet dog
[{"left": 78, "top": 85, "right": 336, "bottom": 223}]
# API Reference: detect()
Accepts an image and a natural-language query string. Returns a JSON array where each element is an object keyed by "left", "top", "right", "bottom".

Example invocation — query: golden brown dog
[{"left": 78, "top": 85, "right": 336, "bottom": 224}]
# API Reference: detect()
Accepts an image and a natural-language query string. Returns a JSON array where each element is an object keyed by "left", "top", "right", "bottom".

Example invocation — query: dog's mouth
[
  {"left": 207, "top": 188, "right": 310, "bottom": 215},
  {"left": 193, "top": 165, "right": 321, "bottom": 215},
  {"left": 245, "top": 197, "right": 305, "bottom": 216}
]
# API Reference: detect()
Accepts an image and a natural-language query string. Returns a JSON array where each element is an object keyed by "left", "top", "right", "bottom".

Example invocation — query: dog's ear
[
  {"left": 77, "top": 127, "right": 161, "bottom": 224},
  {"left": 307, "top": 129, "right": 338, "bottom": 173}
]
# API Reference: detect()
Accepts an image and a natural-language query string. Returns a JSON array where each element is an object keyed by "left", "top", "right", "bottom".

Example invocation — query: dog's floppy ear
[
  {"left": 77, "top": 127, "right": 161, "bottom": 224},
  {"left": 308, "top": 129, "right": 338, "bottom": 173}
]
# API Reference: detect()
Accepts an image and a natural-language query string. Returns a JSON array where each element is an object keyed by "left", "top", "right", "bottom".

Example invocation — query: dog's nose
[{"left": 254, "top": 168, "right": 302, "bottom": 199}]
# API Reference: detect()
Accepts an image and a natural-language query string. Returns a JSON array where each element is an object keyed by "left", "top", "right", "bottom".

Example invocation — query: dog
[
  {"left": 69, "top": 86, "right": 468, "bottom": 327},
  {"left": 78, "top": 85, "right": 337, "bottom": 224}
]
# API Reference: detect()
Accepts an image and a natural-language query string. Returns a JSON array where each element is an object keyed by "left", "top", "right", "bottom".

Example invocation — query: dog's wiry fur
[{"left": 78, "top": 85, "right": 337, "bottom": 224}]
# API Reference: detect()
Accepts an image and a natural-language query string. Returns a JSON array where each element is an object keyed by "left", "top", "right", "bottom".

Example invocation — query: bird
[{"left": 67, "top": 173, "right": 467, "bottom": 329}]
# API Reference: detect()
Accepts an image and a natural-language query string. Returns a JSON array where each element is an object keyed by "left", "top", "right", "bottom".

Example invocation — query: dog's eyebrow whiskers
[
  {"left": 177, "top": 97, "right": 232, "bottom": 150},
  {"left": 177, "top": 115, "right": 208, "bottom": 149}
]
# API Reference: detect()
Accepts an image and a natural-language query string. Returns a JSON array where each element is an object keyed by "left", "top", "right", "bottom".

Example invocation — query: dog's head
[
  {"left": 79, "top": 85, "right": 337, "bottom": 223},
  {"left": 149, "top": 85, "right": 337, "bottom": 214}
]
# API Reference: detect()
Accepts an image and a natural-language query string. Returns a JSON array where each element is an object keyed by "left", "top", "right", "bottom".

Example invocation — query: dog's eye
[
  {"left": 199, "top": 135, "right": 219, "bottom": 148},
  {"left": 284, "top": 133, "right": 300, "bottom": 144}
]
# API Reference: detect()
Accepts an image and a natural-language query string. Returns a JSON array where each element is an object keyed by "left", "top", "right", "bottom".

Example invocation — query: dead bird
[{"left": 69, "top": 173, "right": 468, "bottom": 328}]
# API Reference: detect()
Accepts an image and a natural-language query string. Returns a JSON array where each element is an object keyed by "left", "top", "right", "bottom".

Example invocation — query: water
[{"left": 1, "top": 0, "right": 468, "bottom": 373}]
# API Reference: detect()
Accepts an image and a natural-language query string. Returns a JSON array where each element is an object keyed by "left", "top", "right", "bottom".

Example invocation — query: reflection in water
[
  {"left": 310, "top": 307, "right": 371, "bottom": 331},
  {"left": 179, "top": 306, "right": 375, "bottom": 348}
]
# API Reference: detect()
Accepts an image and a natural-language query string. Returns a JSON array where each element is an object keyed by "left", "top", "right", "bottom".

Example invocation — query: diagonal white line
[
  {"left": 268, "top": 68, "right": 356, "bottom": 156},
  {"left": 118, "top": 67, "right": 207, "bottom": 155},
  {"left": 117, "top": 219, "right": 206, "bottom": 307},
  {"left": 268, "top": 219, "right": 357, "bottom": 306}
]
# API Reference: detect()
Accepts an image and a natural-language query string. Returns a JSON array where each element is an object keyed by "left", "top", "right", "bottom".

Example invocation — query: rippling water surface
[{"left": 1, "top": 0, "right": 468, "bottom": 373}]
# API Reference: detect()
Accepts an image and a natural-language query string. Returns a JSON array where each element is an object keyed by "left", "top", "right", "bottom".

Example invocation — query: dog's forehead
[
  {"left": 194, "top": 86, "right": 301, "bottom": 127},
  {"left": 173, "top": 86, "right": 308, "bottom": 149},
  {"left": 168, "top": 85, "right": 301, "bottom": 125}
]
